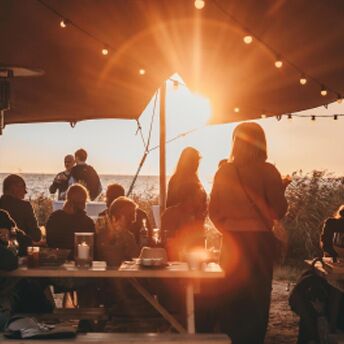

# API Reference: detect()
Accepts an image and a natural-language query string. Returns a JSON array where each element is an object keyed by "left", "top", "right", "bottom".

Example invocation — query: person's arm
[
  {"left": 209, "top": 168, "right": 226, "bottom": 230},
  {"left": 320, "top": 219, "right": 338, "bottom": 259},
  {"left": 15, "top": 228, "right": 33, "bottom": 257},
  {"left": 264, "top": 164, "right": 288, "bottom": 220},
  {"left": 24, "top": 203, "right": 42, "bottom": 242},
  {"left": 45, "top": 212, "right": 59, "bottom": 248}
]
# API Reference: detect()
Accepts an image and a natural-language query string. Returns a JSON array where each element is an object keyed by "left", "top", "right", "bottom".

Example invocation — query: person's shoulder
[
  {"left": 137, "top": 208, "right": 147, "bottom": 218},
  {"left": 48, "top": 209, "right": 65, "bottom": 220},
  {"left": 324, "top": 217, "right": 337, "bottom": 226},
  {"left": 261, "top": 162, "right": 282, "bottom": 178}
]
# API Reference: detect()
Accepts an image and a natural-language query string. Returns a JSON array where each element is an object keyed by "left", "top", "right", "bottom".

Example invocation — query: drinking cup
[{"left": 27, "top": 246, "right": 40, "bottom": 268}]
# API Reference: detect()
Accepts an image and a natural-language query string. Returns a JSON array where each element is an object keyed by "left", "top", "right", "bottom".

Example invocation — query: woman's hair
[
  {"left": 106, "top": 183, "right": 125, "bottom": 208},
  {"left": 334, "top": 204, "right": 344, "bottom": 218},
  {"left": 230, "top": 122, "right": 267, "bottom": 163},
  {"left": 64, "top": 184, "right": 89, "bottom": 212},
  {"left": 173, "top": 147, "right": 201, "bottom": 178},
  {"left": 109, "top": 196, "right": 137, "bottom": 220}
]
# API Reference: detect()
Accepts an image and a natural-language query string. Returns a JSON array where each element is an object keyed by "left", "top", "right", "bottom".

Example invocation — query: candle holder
[{"left": 74, "top": 232, "right": 94, "bottom": 268}]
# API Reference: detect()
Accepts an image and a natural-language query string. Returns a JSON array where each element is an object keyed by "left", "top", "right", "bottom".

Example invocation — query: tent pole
[{"left": 159, "top": 82, "right": 167, "bottom": 216}]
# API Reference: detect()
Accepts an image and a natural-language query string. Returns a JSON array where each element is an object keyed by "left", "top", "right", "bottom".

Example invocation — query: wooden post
[{"left": 159, "top": 82, "right": 167, "bottom": 215}]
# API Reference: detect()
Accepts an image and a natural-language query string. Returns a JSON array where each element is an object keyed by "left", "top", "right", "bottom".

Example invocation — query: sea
[{"left": 0, "top": 173, "right": 160, "bottom": 199}]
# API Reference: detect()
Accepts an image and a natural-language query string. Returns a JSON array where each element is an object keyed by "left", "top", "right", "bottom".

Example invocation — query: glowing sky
[{"left": 1, "top": 77, "right": 343, "bottom": 182}]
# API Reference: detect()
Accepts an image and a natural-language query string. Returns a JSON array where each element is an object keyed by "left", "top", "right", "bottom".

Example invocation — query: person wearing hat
[{"left": 0, "top": 174, "right": 41, "bottom": 242}]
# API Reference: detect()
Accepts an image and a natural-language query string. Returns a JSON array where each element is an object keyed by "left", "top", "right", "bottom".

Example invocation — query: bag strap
[{"left": 233, "top": 164, "right": 271, "bottom": 230}]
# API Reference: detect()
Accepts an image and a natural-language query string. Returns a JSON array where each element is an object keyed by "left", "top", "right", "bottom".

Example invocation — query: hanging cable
[
  {"left": 127, "top": 91, "right": 159, "bottom": 196},
  {"left": 135, "top": 119, "right": 146, "bottom": 148}
]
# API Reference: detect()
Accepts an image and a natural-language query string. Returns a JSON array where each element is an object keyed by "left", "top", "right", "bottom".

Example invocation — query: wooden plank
[
  {"left": 0, "top": 333, "right": 231, "bottom": 343},
  {"left": 129, "top": 278, "right": 187, "bottom": 334},
  {"left": 0, "top": 263, "right": 225, "bottom": 279}
]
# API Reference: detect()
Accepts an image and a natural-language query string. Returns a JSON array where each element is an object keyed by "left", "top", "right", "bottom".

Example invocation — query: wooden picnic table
[{"left": 0, "top": 261, "right": 225, "bottom": 334}]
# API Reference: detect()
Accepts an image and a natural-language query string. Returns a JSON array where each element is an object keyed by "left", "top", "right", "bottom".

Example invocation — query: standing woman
[
  {"left": 166, "top": 146, "right": 207, "bottom": 210},
  {"left": 209, "top": 122, "right": 288, "bottom": 344}
]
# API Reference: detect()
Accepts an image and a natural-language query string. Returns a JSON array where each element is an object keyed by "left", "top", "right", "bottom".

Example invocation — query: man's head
[
  {"left": 106, "top": 184, "right": 125, "bottom": 208},
  {"left": 74, "top": 148, "right": 88, "bottom": 164},
  {"left": 3, "top": 174, "right": 27, "bottom": 200},
  {"left": 109, "top": 196, "right": 137, "bottom": 230},
  {"left": 65, "top": 184, "right": 89, "bottom": 213},
  {"left": 64, "top": 154, "right": 75, "bottom": 171}
]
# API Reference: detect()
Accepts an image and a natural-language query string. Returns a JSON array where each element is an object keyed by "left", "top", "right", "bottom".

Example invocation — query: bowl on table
[{"left": 38, "top": 248, "right": 71, "bottom": 267}]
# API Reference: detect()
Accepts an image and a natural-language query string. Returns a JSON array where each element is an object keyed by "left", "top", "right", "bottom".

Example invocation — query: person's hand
[{"left": 282, "top": 175, "right": 292, "bottom": 189}]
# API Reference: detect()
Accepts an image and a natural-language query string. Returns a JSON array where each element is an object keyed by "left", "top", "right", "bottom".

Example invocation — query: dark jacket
[
  {"left": 46, "top": 209, "right": 95, "bottom": 258},
  {"left": 70, "top": 164, "right": 101, "bottom": 200},
  {"left": 0, "top": 246, "right": 18, "bottom": 271},
  {"left": 49, "top": 170, "right": 71, "bottom": 200},
  {"left": 0, "top": 195, "right": 41, "bottom": 242},
  {"left": 320, "top": 217, "right": 344, "bottom": 259}
]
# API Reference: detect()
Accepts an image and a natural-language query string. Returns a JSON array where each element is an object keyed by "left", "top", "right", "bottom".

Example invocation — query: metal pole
[{"left": 159, "top": 82, "right": 167, "bottom": 216}]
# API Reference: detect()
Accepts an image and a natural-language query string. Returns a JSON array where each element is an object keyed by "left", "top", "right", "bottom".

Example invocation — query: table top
[{"left": 0, "top": 261, "right": 225, "bottom": 279}]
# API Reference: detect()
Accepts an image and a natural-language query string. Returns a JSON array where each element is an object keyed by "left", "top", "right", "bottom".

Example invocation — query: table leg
[
  {"left": 186, "top": 280, "right": 195, "bottom": 334},
  {"left": 129, "top": 278, "right": 186, "bottom": 333}
]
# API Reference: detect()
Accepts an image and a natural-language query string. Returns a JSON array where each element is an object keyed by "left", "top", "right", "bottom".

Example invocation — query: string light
[
  {"left": 299, "top": 76, "right": 307, "bottom": 85},
  {"left": 39, "top": 0, "right": 344, "bottom": 105},
  {"left": 287, "top": 113, "right": 292, "bottom": 120},
  {"left": 311, "top": 115, "right": 316, "bottom": 121},
  {"left": 337, "top": 94, "right": 343, "bottom": 104},
  {"left": 334, "top": 115, "right": 338, "bottom": 120},
  {"left": 234, "top": 107, "right": 240, "bottom": 113},
  {"left": 101, "top": 47, "right": 109, "bottom": 56},
  {"left": 172, "top": 80, "right": 179, "bottom": 90},
  {"left": 274, "top": 58, "right": 283, "bottom": 69},
  {"left": 261, "top": 113, "right": 267, "bottom": 118},
  {"left": 194, "top": 0, "right": 205, "bottom": 10},
  {"left": 243, "top": 35, "right": 253, "bottom": 44},
  {"left": 139, "top": 68, "right": 146, "bottom": 75},
  {"left": 60, "top": 19, "right": 67, "bottom": 28},
  {"left": 320, "top": 85, "right": 328, "bottom": 96}
]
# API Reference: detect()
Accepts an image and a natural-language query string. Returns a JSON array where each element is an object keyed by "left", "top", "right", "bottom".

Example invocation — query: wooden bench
[{"left": 0, "top": 332, "right": 231, "bottom": 343}]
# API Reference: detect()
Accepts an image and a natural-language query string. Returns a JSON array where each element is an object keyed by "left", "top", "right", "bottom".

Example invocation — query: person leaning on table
[
  {"left": 0, "top": 174, "right": 41, "bottom": 242},
  {"left": 209, "top": 122, "right": 288, "bottom": 344}
]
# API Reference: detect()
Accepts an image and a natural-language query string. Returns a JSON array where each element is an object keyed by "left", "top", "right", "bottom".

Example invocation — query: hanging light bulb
[
  {"left": 234, "top": 107, "right": 240, "bottom": 113},
  {"left": 334, "top": 115, "right": 338, "bottom": 120},
  {"left": 287, "top": 113, "right": 292, "bottom": 120},
  {"left": 101, "top": 47, "right": 109, "bottom": 56},
  {"left": 194, "top": 0, "right": 205, "bottom": 10},
  {"left": 243, "top": 35, "right": 253, "bottom": 44},
  {"left": 299, "top": 75, "right": 307, "bottom": 85},
  {"left": 274, "top": 57, "right": 283, "bottom": 69},
  {"left": 60, "top": 19, "right": 67, "bottom": 28},
  {"left": 311, "top": 115, "right": 316, "bottom": 121},
  {"left": 337, "top": 94, "right": 343, "bottom": 104},
  {"left": 320, "top": 85, "right": 327, "bottom": 96},
  {"left": 172, "top": 80, "right": 179, "bottom": 90},
  {"left": 139, "top": 68, "right": 146, "bottom": 75},
  {"left": 261, "top": 113, "right": 267, "bottom": 119}
]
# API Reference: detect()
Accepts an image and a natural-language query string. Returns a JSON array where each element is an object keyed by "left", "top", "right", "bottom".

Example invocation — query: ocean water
[{"left": 0, "top": 173, "right": 160, "bottom": 199}]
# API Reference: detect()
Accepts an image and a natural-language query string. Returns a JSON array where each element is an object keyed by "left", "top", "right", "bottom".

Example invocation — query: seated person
[
  {"left": 69, "top": 149, "right": 102, "bottom": 201},
  {"left": 46, "top": 184, "right": 95, "bottom": 258},
  {"left": 161, "top": 183, "right": 207, "bottom": 260},
  {"left": 49, "top": 154, "right": 75, "bottom": 200},
  {"left": 96, "top": 196, "right": 139, "bottom": 266},
  {"left": 98, "top": 183, "right": 152, "bottom": 246},
  {"left": 0, "top": 174, "right": 41, "bottom": 242},
  {"left": 320, "top": 204, "right": 344, "bottom": 261},
  {"left": 96, "top": 197, "right": 155, "bottom": 317},
  {"left": 0, "top": 210, "right": 52, "bottom": 328}
]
